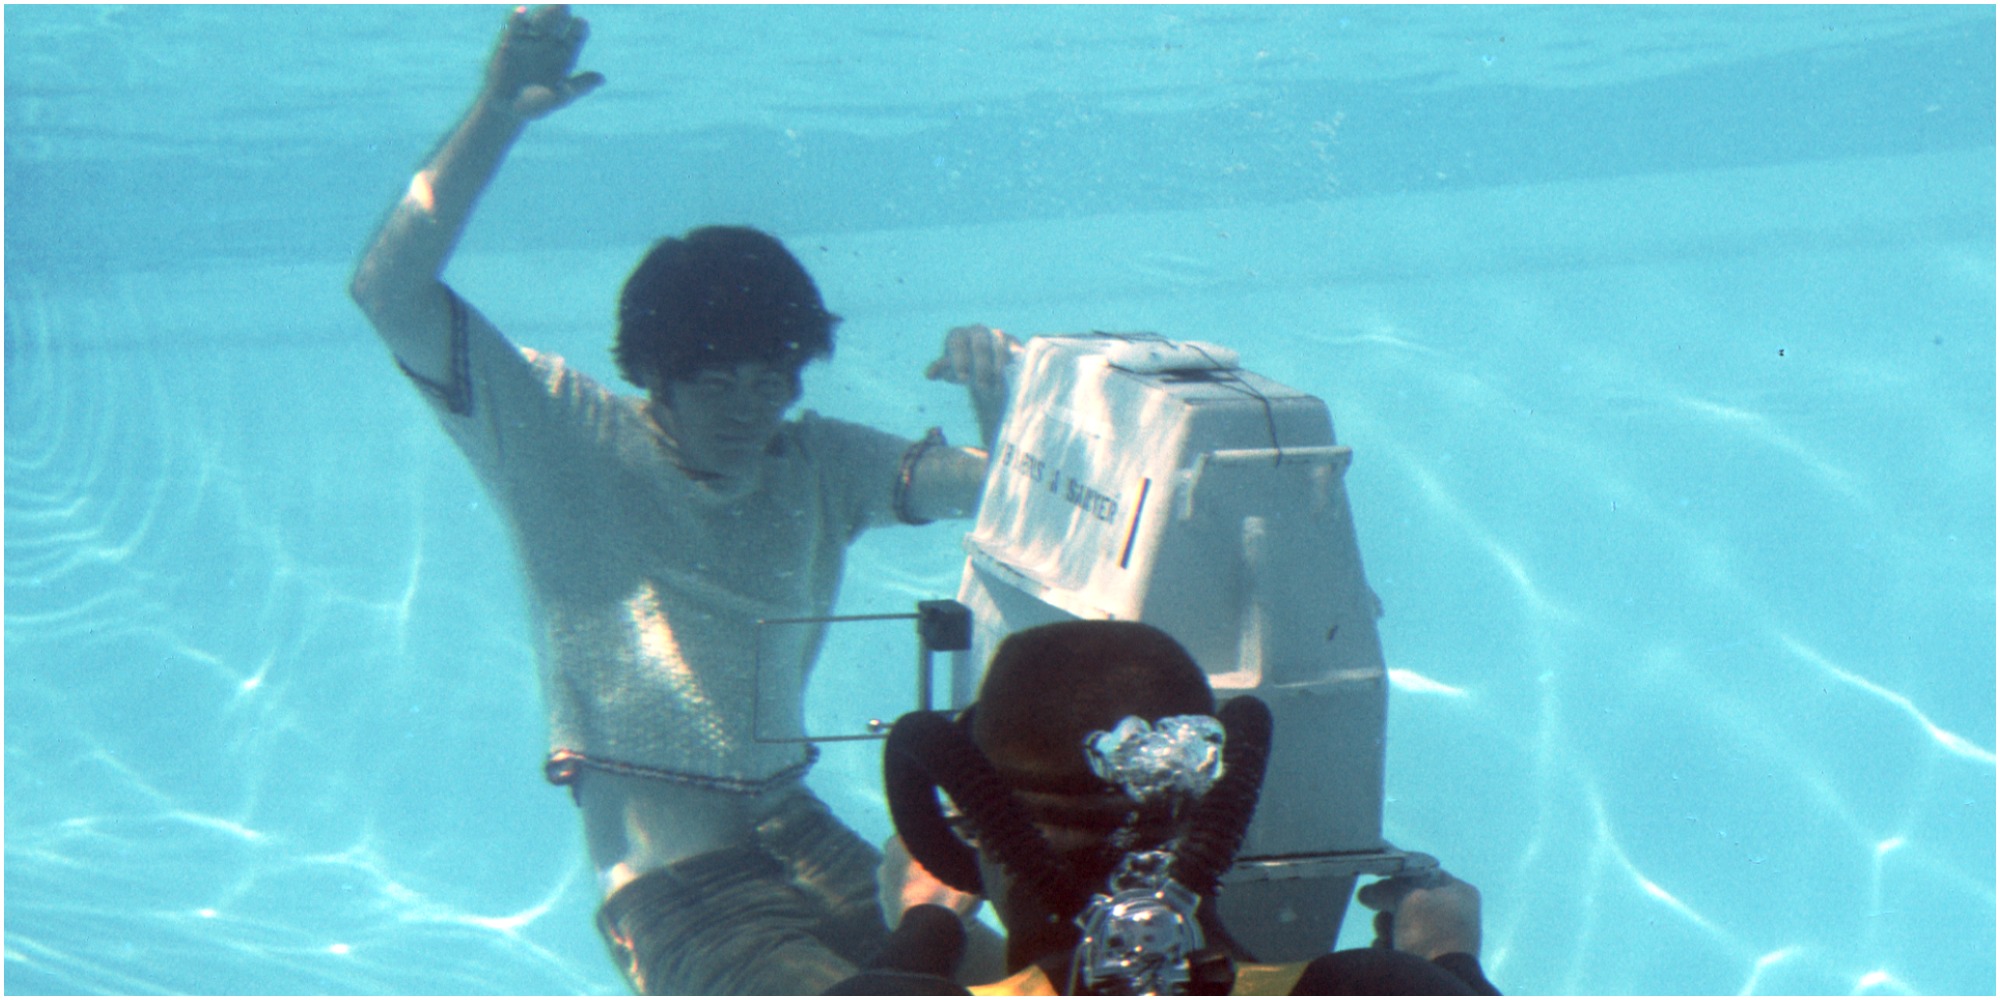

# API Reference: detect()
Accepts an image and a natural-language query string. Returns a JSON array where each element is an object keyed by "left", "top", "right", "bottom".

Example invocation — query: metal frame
[{"left": 750, "top": 600, "right": 971, "bottom": 744}]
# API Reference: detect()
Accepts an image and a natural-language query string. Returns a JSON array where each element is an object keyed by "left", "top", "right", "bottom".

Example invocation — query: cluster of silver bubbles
[
  {"left": 1073, "top": 714, "right": 1228, "bottom": 995},
  {"left": 1084, "top": 714, "right": 1226, "bottom": 803}
]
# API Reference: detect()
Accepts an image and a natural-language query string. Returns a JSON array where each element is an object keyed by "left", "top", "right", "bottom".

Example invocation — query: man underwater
[{"left": 350, "top": 4, "right": 1015, "bottom": 993}]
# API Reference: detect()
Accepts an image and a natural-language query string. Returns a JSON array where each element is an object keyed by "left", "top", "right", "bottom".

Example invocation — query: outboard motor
[{"left": 951, "top": 331, "right": 1433, "bottom": 961}]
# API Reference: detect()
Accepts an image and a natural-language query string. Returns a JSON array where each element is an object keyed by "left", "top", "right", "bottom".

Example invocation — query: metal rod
[
  {"left": 758, "top": 612, "right": 920, "bottom": 627},
  {"left": 752, "top": 610, "right": 924, "bottom": 743},
  {"left": 919, "top": 648, "right": 934, "bottom": 713}
]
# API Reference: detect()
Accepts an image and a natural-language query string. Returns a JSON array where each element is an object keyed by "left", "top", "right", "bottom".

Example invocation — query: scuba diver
[{"left": 837, "top": 620, "right": 1499, "bottom": 995}]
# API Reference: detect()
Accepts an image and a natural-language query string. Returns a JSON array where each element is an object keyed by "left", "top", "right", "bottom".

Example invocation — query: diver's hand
[
  {"left": 879, "top": 835, "right": 983, "bottom": 929},
  {"left": 925, "top": 325, "right": 1021, "bottom": 449},
  {"left": 482, "top": 4, "right": 604, "bottom": 121},
  {"left": 1358, "top": 870, "right": 1482, "bottom": 961}
]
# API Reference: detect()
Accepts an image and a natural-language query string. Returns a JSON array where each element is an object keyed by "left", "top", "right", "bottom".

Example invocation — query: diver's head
[
  {"left": 972, "top": 621, "right": 1215, "bottom": 904},
  {"left": 974, "top": 620, "right": 1216, "bottom": 789},
  {"left": 883, "top": 619, "right": 1272, "bottom": 983},
  {"left": 613, "top": 225, "right": 838, "bottom": 393}
]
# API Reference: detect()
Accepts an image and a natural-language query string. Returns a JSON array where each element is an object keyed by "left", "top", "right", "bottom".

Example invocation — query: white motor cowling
[{"left": 952, "top": 331, "right": 1431, "bottom": 960}]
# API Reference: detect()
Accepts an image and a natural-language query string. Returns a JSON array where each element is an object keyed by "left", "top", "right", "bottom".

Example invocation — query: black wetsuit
[{"left": 825, "top": 905, "right": 1501, "bottom": 995}]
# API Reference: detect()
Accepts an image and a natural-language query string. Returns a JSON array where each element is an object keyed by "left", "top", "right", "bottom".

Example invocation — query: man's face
[{"left": 650, "top": 361, "right": 800, "bottom": 476}]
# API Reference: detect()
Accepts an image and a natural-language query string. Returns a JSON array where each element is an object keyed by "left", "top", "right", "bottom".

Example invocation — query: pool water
[{"left": 5, "top": 5, "right": 1993, "bottom": 995}]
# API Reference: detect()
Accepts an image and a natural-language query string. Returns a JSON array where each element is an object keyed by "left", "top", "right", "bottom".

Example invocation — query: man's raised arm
[{"left": 348, "top": 4, "right": 603, "bottom": 383}]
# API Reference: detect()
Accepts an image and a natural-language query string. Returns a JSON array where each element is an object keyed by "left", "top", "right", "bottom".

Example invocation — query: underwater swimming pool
[{"left": 5, "top": 4, "right": 1993, "bottom": 994}]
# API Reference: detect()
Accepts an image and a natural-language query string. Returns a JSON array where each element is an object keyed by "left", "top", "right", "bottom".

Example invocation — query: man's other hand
[{"left": 925, "top": 325, "right": 1021, "bottom": 449}]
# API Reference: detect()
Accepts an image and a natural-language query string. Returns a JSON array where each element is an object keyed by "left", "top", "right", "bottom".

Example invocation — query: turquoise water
[{"left": 5, "top": 4, "right": 1993, "bottom": 994}]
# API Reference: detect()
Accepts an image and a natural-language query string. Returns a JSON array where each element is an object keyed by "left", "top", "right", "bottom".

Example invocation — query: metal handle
[{"left": 751, "top": 599, "right": 972, "bottom": 744}]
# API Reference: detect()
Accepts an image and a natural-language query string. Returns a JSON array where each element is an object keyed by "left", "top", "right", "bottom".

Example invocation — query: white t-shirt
[{"left": 407, "top": 306, "right": 916, "bottom": 791}]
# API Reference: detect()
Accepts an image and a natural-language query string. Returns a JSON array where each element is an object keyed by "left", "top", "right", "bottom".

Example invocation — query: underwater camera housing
[{"left": 948, "top": 331, "right": 1433, "bottom": 961}]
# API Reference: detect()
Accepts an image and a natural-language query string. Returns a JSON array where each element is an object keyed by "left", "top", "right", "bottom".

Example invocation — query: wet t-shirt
[{"left": 406, "top": 306, "right": 913, "bottom": 791}]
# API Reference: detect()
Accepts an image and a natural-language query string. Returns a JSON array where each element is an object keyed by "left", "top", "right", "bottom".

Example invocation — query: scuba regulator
[{"left": 884, "top": 695, "right": 1273, "bottom": 995}]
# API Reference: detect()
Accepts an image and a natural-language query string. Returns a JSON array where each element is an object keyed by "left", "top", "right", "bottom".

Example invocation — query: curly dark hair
[{"left": 613, "top": 226, "right": 839, "bottom": 389}]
